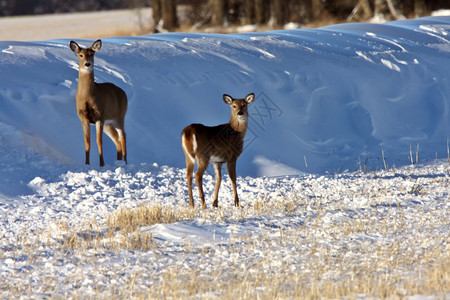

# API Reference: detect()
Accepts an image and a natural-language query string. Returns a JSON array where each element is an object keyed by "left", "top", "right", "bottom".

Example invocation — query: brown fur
[
  {"left": 181, "top": 93, "right": 255, "bottom": 209},
  {"left": 70, "top": 39, "right": 128, "bottom": 167}
]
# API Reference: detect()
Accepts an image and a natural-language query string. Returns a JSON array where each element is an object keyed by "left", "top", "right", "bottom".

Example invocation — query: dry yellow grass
[
  {"left": 49, "top": 198, "right": 448, "bottom": 299},
  {"left": 106, "top": 204, "right": 196, "bottom": 234}
]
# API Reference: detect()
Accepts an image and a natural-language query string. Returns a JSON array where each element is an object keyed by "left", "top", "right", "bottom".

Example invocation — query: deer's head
[
  {"left": 223, "top": 93, "right": 255, "bottom": 122},
  {"left": 70, "top": 39, "right": 102, "bottom": 73}
]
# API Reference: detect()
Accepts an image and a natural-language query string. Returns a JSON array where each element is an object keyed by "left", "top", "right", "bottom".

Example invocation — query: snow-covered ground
[
  {"left": 0, "top": 15, "right": 449, "bottom": 298},
  {"left": 1, "top": 161, "right": 448, "bottom": 298},
  {"left": 0, "top": 8, "right": 153, "bottom": 41}
]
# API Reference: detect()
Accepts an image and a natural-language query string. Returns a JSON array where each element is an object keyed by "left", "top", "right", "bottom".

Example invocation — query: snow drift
[{"left": 0, "top": 16, "right": 449, "bottom": 180}]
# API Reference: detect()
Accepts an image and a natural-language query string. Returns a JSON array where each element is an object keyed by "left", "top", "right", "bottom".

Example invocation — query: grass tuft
[{"left": 106, "top": 204, "right": 195, "bottom": 234}]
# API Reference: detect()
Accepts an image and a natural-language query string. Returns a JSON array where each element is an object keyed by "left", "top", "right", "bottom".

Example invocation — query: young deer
[
  {"left": 181, "top": 93, "right": 255, "bottom": 209},
  {"left": 70, "top": 39, "right": 128, "bottom": 167}
]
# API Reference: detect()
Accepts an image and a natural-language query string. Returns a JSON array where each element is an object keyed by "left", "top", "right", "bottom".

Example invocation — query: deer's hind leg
[
  {"left": 116, "top": 120, "right": 127, "bottom": 164},
  {"left": 185, "top": 156, "right": 195, "bottom": 207},
  {"left": 195, "top": 157, "right": 209, "bottom": 210},
  {"left": 118, "top": 129, "right": 127, "bottom": 164},
  {"left": 104, "top": 123, "right": 123, "bottom": 160}
]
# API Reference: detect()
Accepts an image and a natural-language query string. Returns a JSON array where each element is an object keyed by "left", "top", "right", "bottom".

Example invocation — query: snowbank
[{"left": 0, "top": 16, "right": 449, "bottom": 181}]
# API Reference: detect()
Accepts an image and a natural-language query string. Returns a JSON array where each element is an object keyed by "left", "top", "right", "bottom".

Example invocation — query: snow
[
  {"left": 2, "top": 16, "right": 450, "bottom": 178},
  {"left": 432, "top": 9, "right": 450, "bottom": 17},
  {"left": 0, "top": 16, "right": 449, "bottom": 298},
  {"left": 0, "top": 8, "right": 153, "bottom": 41}
]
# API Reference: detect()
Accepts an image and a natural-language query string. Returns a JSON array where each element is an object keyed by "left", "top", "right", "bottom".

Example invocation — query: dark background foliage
[{"left": 2, "top": 0, "right": 449, "bottom": 31}]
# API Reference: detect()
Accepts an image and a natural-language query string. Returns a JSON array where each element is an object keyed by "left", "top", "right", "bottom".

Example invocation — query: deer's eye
[{"left": 79, "top": 54, "right": 84, "bottom": 58}]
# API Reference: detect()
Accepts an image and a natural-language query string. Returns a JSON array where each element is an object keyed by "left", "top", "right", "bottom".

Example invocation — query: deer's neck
[
  {"left": 230, "top": 117, "right": 248, "bottom": 133},
  {"left": 76, "top": 70, "right": 95, "bottom": 98}
]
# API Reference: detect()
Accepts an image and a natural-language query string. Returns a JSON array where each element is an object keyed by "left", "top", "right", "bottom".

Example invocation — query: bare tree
[
  {"left": 273, "top": 0, "right": 287, "bottom": 25},
  {"left": 151, "top": 0, "right": 178, "bottom": 31},
  {"left": 242, "top": 0, "right": 255, "bottom": 24},
  {"left": 385, "top": 0, "right": 405, "bottom": 19},
  {"left": 413, "top": 0, "right": 429, "bottom": 17},
  {"left": 151, "top": 0, "right": 163, "bottom": 30},
  {"left": 163, "top": 0, "right": 178, "bottom": 29},
  {"left": 209, "top": 0, "right": 226, "bottom": 26},
  {"left": 254, "top": 0, "right": 270, "bottom": 24},
  {"left": 312, "top": 0, "right": 325, "bottom": 20},
  {"left": 348, "top": 0, "right": 373, "bottom": 21}
]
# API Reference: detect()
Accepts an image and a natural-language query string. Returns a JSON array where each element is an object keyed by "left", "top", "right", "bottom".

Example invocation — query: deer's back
[{"left": 183, "top": 123, "right": 245, "bottom": 162}]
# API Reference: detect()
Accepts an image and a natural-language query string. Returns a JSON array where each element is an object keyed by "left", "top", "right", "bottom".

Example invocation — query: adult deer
[
  {"left": 70, "top": 39, "right": 128, "bottom": 167},
  {"left": 181, "top": 93, "right": 255, "bottom": 209}
]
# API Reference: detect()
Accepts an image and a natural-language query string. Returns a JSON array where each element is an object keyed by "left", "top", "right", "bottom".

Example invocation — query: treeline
[
  {"left": 0, "top": 0, "right": 131, "bottom": 16},
  {"left": 203, "top": 0, "right": 444, "bottom": 26},
  {"left": 152, "top": 0, "right": 449, "bottom": 30},
  {"left": 2, "top": 0, "right": 449, "bottom": 31}
]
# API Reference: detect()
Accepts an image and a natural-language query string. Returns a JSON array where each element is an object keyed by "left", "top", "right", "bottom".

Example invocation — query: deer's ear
[
  {"left": 223, "top": 94, "right": 233, "bottom": 105},
  {"left": 91, "top": 39, "right": 102, "bottom": 52},
  {"left": 69, "top": 41, "right": 80, "bottom": 53},
  {"left": 245, "top": 93, "right": 255, "bottom": 104}
]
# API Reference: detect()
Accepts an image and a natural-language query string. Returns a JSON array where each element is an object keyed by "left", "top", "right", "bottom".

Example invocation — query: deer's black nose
[
  {"left": 85, "top": 62, "right": 91, "bottom": 67},
  {"left": 238, "top": 111, "right": 244, "bottom": 116}
]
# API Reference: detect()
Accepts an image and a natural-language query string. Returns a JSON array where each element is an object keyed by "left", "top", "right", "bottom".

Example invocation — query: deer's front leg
[
  {"left": 96, "top": 120, "right": 105, "bottom": 167},
  {"left": 212, "top": 162, "right": 223, "bottom": 208},
  {"left": 227, "top": 160, "right": 240, "bottom": 207},
  {"left": 81, "top": 119, "right": 91, "bottom": 165}
]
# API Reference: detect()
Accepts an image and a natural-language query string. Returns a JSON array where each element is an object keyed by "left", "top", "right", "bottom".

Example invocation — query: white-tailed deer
[
  {"left": 70, "top": 39, "right": 128, "bottom": 167},
  {"left": 181, "top": 93, "right": 255, "bottom": 209}
]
